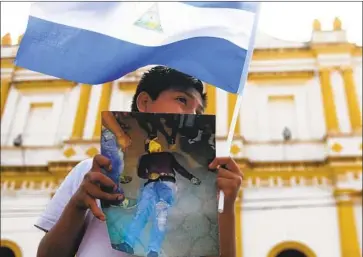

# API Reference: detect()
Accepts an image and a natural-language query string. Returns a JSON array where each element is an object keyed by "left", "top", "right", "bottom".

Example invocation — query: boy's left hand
[{"left": 209, "top": 157, "right": 243, "bottom": 211}]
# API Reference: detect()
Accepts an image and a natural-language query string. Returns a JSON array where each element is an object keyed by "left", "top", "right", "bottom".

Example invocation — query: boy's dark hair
[{"left": 131, "top": 66, "right": 207, "bottom": 112}]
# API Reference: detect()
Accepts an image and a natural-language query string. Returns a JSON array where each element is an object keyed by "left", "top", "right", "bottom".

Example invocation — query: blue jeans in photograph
[
  {"left": 124, "top": 181, "right": 177, "bottom": 254},
  {"left": 101, "top": 128, "right": 125, "bottom": 205}
]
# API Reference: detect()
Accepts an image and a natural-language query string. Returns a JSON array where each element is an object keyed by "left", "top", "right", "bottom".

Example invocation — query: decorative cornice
[
  {"left": 242, "top": 168, "right": 362, "bottom": 188},
  {"left": 216, "top": 135, "right": 328, "bottom": 143},
  {"left": 0, "top": 58, "right": 15, "bottom": 69},
  {"left": 252, "top": 47, "right": 313, "bottom": 60},
  {"left": 65, "top": 135, "right": 361, "bottom": 146},
  {"left": 1, "top": 162, "right": 78, "bottom": 190},
  {"left": 248, "top": 71, "right": 315, "bottom": 82},
  {"left": 1, "top": 161, "right": 78, "bottom": 174},
  {"left": 118, "top": 81, "right": 138, "bottom": 92},
  {"left": 327, "top": 132, "right": 363, "bottom": 138},
  {"left": 334, "top": 188, "right": 362, "bottom": 198},
  {"left": 311, "top": 43, "right": 356, "bottom": 55},
  {"left": 237, "top": 156, "right": 362, "bottom": 169},
  {"left": 13, "top": 80, "right": 76, "bottom": 93},
  {"left": 1, "top": 157, "right": 361, "bottom": 190},
  {"left": 63, "top": 138, "right": 99, "bottom": 144}
]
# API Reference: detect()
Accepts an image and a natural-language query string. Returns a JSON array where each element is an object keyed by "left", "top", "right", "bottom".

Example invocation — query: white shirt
[{"left": 35, "top": 158, "right": 131, "bottom": 257}]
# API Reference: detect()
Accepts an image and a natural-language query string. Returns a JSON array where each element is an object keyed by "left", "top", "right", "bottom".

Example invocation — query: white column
[
  {"left": 257, "top": 93, "right": 269, "bottom": 141},
  {"left": 83, "top": 84, "right": 102, "bottom": 139},
  {"left": 295, "top": 89, "right": 310, "bottom": 140},
  {"left": 306, "top": 76, "right": 326, "bottom": 139},
  {"left": 57, "top": 85, "right": 81, "bottom": 141},
  {"left": 330, "top": 70, "right": 351, "bottom": 133},
  {"left": 109, "top": 81, "right": 124, "bottom": 111}
]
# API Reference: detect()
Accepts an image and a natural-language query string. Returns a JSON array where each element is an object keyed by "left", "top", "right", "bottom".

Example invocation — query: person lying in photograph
[{"left": 117, "top": 139, "right": 201, "bottom": 256}]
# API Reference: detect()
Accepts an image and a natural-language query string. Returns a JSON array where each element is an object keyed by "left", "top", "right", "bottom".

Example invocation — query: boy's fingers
[
  {"left": 86, "top": 197, "right": 105, "bottom": 221},
  {"left": 216, "top": 177, "right": 232, "bottom": 191},
  {"left": 209, "top": 157, "right": 241, "bottom": 175},
  {"left": 93, "top": 154, "right": 112, "bottom": 171},
  {"left": 86, "top": 183, "right": 123, "bottom": 201},
  {"left": 208, "top": 157, "right": 234, "bottom": 170},
  {"left": 219, "top": 167, "right": 244, "bottom": 181},
  {"left": 217, "top": 177, "right": 242, "bottom": 191},
  {"left": 217, "top": 168, "right": 239, "bottom": 180}
]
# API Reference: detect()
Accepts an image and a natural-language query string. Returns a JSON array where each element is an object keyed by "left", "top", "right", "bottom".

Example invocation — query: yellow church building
[{"left": 1, "top": 18, "right": 362, "bottom": 257}]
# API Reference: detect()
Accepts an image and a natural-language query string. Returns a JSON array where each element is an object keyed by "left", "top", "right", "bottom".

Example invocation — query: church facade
[{"left": 1, "top": 18, "right": 362, "bottom": 257}]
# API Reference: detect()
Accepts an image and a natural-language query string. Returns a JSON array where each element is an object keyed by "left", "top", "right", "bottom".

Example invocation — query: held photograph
[{"left": 100, "top": 111, "right": 218, "bottom": 257}]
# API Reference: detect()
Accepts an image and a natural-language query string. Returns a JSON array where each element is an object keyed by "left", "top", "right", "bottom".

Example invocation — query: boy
[{"left": 35, "top": 66, "right": 243, "bottom": 257}]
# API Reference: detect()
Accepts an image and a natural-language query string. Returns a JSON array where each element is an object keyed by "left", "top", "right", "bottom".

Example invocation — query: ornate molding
[
  {"left": 13, "top": 80, "right": 76, "bottom": 93},
  {"left": 252, "top": 48, "right": 313, "bottom": 60},
  {"left": 236, "top": 156, "right": 362, "bottom": 169},
  {"left": 1, "top": 161, "right": 78, "bottom": 189},
  {"left": 311, "top": 43, "right": 356, "bottom": 55},
  {"left": 118, "top": 82, "right": 138, "bottom": 92},
  {"left": 1, "top": 157, "right": 361, "bottom": 190},
  {"left": 0, "top": 57, "right": 15, "bottom": 69},
  {"left": 248, "top": 71, "right": 315, "bottom": 82},
  {"left": 242, "top": 169, "right": 362, "bottom": 189},
  {"left": 334, "top": 188, "right": 362, "bottom": 199}
]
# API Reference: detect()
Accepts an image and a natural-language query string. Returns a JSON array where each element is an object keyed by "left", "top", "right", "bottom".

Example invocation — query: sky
[{"left": 1, "top": 1, "right": 362, "bottom": 46}]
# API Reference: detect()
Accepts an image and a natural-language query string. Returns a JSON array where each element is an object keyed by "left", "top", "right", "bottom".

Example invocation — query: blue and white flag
[{"left": 16, "top": 2, "right": 260, "bottom": 94}]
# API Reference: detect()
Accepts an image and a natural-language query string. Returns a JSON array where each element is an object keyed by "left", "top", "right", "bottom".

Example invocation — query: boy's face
[{"left": 137, "top": 88, "right": 204, "bottom": 115}]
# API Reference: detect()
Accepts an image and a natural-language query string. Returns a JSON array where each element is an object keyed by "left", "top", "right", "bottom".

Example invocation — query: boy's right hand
[{"left": 70, "top": 154, "right": 124, "bottom": 221}]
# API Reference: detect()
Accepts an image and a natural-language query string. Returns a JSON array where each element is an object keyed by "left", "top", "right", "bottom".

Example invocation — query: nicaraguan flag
[{"left": 15, "top": 2, "right": 259, "bottom": 94}]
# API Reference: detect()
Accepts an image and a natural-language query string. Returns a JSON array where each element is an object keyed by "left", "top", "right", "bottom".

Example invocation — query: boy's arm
[
  {"left": 36, "top": 156, "right": 121, "bottom": 257},
  {"left": 37, "top": 200, "right": 88, "bottom": 257},
  {"left": 36, "top": 160, "right": 92, "bottom": 257},
  {"left": 217, "top": 205, "right": 236, "bottom": 257},
  {"left": 208, "top": 157, "right": 243, "bottom": 257},
  {"left": 205, "top": 209, "right": 236, "bottom": 257}
]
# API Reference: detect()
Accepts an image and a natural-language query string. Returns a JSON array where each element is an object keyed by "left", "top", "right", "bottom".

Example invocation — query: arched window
[
  {"left": 0, "top": 240, "right": 22, "bottom": 257},
  {"left": 267, "top": 241, "right": 316, "bottom": 257},
  {"left": 0, "top": 246, "right": 16, "bottom": 257},
  {"left": 276, "top": 249, "right": 307, "bottom": 257}
]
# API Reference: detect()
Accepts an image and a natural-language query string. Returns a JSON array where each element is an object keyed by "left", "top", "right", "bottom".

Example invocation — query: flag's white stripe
[{"left": 30, "top": 2, "right": 255, "bottom": 49}]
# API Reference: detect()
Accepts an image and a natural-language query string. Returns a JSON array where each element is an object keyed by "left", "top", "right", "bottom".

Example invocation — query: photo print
[{"left": 100, "top": 111, "right": 219, "bottom": 257}]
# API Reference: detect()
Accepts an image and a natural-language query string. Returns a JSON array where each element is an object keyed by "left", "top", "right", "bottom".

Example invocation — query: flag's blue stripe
[
  {"left": 16, "top": 16, "right": 248, "bottom": 93},
  {"left": 181, "top": 2, "right": 258, "bottom": 13}
]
